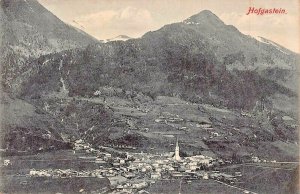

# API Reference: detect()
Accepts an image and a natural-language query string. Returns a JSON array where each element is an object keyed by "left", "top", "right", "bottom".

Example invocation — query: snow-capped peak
[{"left": 103, "top": 35, "right": 132, "bottom": 43}]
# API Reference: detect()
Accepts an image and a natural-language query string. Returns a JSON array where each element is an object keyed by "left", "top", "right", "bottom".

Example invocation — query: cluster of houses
[
  {"left": 29, "top": 168, "right": 104, "bottom": 178},
  {"left": 24, "top": 155, "right": 240, "bottom": 192},
  {"left": 112, "top": 180, "right": 149, "bottom": 193},
  {"left": 155, "top": 113, "right": 184, "bottom": 124},
  {"left": 34, "top": 138, "right": 237, "bottom": 191},
  {"left": 209, "top": 171, "right": 241, "bottom": 184},
  {"left": 251, "top": 156, "right": 276, "bottom": 163},
  {"left": 105, "top": 150, "right": 243, "bottom": 193},
  {"left": 20, "top": 137, "right": 247, "bottom": 193},
  {"left": 124, "top": 153, "right": 217, "bottom": 180},
  {"left": 74, "top": 139, "right": 95, "bottom": 152},
  {"left": 3, "top": 159, "right": 10, "bottom": 166}
]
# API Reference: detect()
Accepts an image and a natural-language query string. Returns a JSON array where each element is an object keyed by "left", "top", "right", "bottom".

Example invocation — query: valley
[{"left": 0, "top": 0, "right": 299, "bottom": 193}]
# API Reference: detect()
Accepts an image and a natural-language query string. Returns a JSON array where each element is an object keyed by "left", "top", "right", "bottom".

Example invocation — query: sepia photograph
[{"left": 0, "top": 0, "right": 299, "bottom": 193}]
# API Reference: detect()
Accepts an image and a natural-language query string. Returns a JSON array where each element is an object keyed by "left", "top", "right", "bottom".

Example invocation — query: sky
[{"left": 38, "top": 0, "right": 299, "bottom": 52}]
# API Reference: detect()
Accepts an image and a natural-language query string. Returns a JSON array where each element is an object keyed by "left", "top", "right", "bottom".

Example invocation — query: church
[{"left": 174, "top": 137, "right": 181, "bottom": 161}]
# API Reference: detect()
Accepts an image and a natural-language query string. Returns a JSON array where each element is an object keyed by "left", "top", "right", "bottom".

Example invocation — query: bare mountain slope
[
  {"left": 0, "top": 91, "right": 73, "bottom": 154},
  {"left": 0, "top": 0, "right": 97, "bottom": 88}
]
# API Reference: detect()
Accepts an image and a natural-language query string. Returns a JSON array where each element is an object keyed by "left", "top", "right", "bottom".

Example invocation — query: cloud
[
  {"left": 120, "top": 6, "right": 152, "bottom": 21},
  {"left": 74, "top": 6, "right": 154, "bottom": 39}
]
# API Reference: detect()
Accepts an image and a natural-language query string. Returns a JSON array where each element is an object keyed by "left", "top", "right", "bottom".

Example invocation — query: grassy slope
[
  {"left": 28, "top": 89, "right": 298, "bottom": 161},
  {"left": 0, "top": 91, "right": 72, "bottom": 153}
]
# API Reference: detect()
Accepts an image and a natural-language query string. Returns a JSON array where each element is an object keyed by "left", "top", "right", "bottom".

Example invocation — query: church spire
[{"left": 174, "top": 136, "right": 181, "bottom": 161}]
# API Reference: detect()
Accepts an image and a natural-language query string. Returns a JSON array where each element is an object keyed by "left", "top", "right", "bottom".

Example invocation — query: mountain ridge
[{"left": 16, "top": 9, "right": 298, "bottom": 115}]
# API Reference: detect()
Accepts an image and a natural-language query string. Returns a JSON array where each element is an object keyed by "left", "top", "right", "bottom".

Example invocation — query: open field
[
  {"left": 0, "top": 150, "right": 110, "bottom": 174},
  {"left": 0, "top": 150, "right": 111, "bottom": 193},
  {"left": 146, "top": 179, "right": 248, "bottom": 194},
  {"left": 219, "top": 163, "right": 299, "bottom": 194},
  {"left": 0, "top": 176, "right": 110, "bottom": 194},
  {"left": 146, "top": 162, "right": 299, "bottom": 194}
]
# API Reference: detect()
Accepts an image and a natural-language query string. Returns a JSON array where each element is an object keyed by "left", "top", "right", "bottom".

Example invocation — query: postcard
[{"left": 0, "top": 0, "right": 299, "bottom": 193}]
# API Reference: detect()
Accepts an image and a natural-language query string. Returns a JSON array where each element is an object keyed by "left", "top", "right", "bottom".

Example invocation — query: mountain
[
  {"left": 2, "top": 9, "right": 299, "bottom": 159},
  {"left": 0, "top": 0, "right": 97, "bottom": 89},
  {"left": 103, "top": 35, "right": 132, "bottom": 43},
  {"left": 17, "top": 10, "right": 298, "bottom": 113}
]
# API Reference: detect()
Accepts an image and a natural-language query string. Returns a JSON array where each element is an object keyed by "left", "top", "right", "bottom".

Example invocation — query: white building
[
  {"left": 3, "top": 160, "right": 10, "bottom": 166},
  {"left": 151, "top": 172, "right": 161, "bottom": 179}
]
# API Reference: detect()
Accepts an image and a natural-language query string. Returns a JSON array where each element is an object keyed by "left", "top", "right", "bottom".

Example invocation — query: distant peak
[
  {"left": 116, "top": 35, "right": 131, "bottom": 39},
  {"left": 105, "top": 35, "right": 132, "bottom": 42},
  {"left": 183, "top": 10, "right": 224, "bottom": 25}
]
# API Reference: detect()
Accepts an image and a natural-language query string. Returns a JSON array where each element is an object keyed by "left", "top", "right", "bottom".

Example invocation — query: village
[{"left": 13, "top": 138, "right": 271, "bottom": 194}]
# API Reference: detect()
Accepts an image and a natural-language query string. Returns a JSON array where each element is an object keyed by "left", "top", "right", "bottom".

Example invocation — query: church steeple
[{"left": 174, "top": 137, "right": 181, "bottom": 161}]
